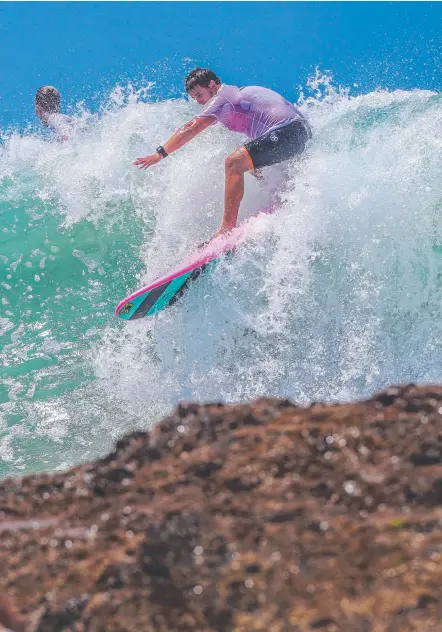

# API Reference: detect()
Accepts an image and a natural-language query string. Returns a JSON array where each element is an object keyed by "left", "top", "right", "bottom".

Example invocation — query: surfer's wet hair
[
  {"left": 35, "top": 86, "right": 60, "bottom": 114},
  {"left": 185, "top": 68, "right": 221, "bottom": 93}
]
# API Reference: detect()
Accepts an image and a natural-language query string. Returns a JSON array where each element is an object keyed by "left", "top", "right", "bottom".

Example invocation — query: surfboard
[{"left": 115, "top": 225, "right": 249, "bottom": 321}]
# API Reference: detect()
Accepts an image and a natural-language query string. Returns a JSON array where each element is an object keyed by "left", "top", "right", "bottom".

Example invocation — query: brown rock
[{"left": 2, "top": 385, "right": 442, "bottom": 630}]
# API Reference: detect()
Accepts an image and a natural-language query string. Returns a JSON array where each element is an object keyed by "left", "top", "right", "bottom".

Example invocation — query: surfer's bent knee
[{"left": 225, "top": 147, "right": 254, "bottom": 174}]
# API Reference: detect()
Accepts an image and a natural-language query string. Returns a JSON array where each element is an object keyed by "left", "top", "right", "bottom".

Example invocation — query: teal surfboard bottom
[{"left": 118, "top": 257, "right": 220, "bottom": 320}]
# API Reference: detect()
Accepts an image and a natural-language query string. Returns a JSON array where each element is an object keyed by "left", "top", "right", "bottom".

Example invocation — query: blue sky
[{"left": 0, "top": 2, "right": 441, "bottom": 130}]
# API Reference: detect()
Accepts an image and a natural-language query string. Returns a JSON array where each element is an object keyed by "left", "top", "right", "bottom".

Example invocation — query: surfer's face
[{"left": 189, "top": 81, "right": 219, "bottom": 105}]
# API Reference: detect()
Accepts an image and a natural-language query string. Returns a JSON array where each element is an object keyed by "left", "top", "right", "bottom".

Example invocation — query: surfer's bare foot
[{"left": 213, "top": 225, "right": 234, "bottom": 240}]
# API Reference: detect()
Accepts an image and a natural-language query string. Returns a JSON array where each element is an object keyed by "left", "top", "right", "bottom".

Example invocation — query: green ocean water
[
  {"left": 1, "top": 83, "right": 442, "bottom": 479},
  {"left": 1, "top": 191, "right": 146, "bottom": 476}
]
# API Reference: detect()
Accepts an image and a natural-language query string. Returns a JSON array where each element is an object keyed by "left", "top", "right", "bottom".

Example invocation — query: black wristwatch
[{"left": 156, "top": 145, "right": 168, "bottom": 159}]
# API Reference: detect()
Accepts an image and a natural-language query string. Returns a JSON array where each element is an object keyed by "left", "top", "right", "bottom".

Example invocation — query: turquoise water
[{"left": 1, "top": 78, "right": 442, "bottom": 478}]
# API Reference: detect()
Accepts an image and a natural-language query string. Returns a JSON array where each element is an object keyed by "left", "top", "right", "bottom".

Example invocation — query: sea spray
[{"left": 1, "top": 76, "right": 442, "bottom": 477}]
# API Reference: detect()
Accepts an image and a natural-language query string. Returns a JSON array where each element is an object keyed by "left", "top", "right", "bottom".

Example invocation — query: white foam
[{"left": 1, "top": 74, "right": 442, "bottom": 474}]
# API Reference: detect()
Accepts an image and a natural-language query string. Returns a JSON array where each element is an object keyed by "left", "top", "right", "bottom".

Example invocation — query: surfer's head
[
  {"left": 35, "top": 86, "right": 60, "bottom": 121},
  {"left": 185, "top": 68, "right": 221, "bottom": 104}
]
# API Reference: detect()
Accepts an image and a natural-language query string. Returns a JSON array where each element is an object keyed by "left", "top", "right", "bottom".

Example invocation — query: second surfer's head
[
  {"left": 185, "top": 68, "right": 221, "bottom": 105},
  {"left": 35, "top": 85, "right": 61, "bottom": 121}
]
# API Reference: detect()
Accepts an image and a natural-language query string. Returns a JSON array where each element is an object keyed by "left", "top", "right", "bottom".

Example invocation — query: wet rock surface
[{"left": 2, "top": 385, "right": 442, "bottom": 630}]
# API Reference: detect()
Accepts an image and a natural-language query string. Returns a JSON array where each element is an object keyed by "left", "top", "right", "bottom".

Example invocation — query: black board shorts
[{"left": 244, "top": 120, "right": 312, "bottom": 170}]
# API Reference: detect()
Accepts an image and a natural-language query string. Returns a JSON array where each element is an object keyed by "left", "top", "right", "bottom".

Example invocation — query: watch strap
[{"left": 156, "top": 145, "right": 168, "bottom": 158}]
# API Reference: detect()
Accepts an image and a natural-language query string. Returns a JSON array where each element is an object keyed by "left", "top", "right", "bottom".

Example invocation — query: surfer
[
  {"left": 134, "top": 68, "right": 311, "bottom": 237},
  {"left": 35, "top": 86, "right": 73, "bottom": 141}
]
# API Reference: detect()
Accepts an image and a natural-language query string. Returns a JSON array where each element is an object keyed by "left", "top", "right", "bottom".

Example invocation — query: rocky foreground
[{"left": 2, "top": 385, "right": 442, "bottom": 631}]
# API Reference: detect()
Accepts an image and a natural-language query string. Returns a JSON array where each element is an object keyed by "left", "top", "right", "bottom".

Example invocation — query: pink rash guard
[{"left": 198, "top": 84, "right": 306, "bottom": 140}]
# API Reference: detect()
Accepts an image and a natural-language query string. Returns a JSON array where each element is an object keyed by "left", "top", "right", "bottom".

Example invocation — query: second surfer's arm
[{"left": 134, "top": 116, "right": 216, "bottom": 169}]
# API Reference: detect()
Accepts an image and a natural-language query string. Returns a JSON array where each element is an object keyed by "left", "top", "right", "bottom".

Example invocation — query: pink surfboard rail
[{"left": 115, "top": 221, "right": 251, "bottom": 317}]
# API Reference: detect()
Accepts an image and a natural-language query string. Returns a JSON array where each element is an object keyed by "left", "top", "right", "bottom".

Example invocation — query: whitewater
[{"left": 1, "top": 74, "right": 442, "bottom": 478}]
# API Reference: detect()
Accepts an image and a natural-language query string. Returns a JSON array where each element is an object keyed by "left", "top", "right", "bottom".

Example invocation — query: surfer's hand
[{"left": 133, "top": 153, "right": 162, "bottom": 170}]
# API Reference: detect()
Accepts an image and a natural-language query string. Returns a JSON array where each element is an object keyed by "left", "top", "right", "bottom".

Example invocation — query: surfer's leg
[{"left": 222, "top": 147, "right": 254, "bottom": 231}]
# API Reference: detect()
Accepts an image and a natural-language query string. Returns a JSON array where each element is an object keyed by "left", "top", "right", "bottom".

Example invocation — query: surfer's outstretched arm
[{"left": 134, "top": 116, "right": 215, "bottom": 169}]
